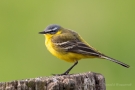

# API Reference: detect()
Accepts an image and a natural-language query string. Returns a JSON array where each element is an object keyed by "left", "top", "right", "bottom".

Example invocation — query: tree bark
[{"left": 0, "top": 72, "right": 105, "bottom": 90}]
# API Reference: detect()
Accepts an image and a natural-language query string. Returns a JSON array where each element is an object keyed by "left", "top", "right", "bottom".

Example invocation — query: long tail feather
[{"left": 101, "top": 55, "right": 130, "bottom": 68}]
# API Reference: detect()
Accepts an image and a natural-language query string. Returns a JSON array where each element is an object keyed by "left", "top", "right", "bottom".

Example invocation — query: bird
[{"left": 39, "top": 24, "right": 130, "bottom": 75}]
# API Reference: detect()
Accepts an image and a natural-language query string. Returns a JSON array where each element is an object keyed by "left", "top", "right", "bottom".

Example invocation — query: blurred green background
[{"left": 0, "top": 0, "right": 134, "bottom": 90}]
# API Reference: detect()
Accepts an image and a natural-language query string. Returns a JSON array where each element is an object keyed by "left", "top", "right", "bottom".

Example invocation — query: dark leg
[
  {"left": 62, "top": 61, "right": 78, "bottom": 75},
  {"left": 53, "top": 61, "right": 78, "bottom": 76}
]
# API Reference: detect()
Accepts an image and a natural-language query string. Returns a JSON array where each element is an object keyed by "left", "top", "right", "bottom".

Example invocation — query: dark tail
[{"left": 100, "top": 55, "right": 130, "bottom": 68}]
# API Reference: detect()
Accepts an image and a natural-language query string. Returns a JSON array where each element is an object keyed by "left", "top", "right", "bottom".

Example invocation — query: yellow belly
[{"left": 45, "top": 39, "right": 95, "bottom": 63}]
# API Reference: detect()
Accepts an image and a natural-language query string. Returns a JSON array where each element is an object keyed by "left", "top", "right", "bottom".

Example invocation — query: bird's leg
[
  {"left": 53, "top": 61, "right": 78, "bottom": 76},
  {"left": 62, "top": 61, "right": 78, "bottom": 75}
]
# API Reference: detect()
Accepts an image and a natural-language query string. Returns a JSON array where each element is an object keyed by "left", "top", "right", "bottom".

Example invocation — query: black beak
[{"left": 39, "top": 31, "right": 46, "bottom": 34}]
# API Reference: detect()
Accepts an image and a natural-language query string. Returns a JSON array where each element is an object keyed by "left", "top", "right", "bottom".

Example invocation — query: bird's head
[{"left": 39, "top": 24, "right": 63, "bottom": 36}]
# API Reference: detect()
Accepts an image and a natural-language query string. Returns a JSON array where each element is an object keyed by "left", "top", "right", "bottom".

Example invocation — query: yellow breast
[
  {"left": 45, "top": 35, "right": 77, "bottom": 62},
  {"left": 44, "top": 34, "right": 94, "bottom": 63}
]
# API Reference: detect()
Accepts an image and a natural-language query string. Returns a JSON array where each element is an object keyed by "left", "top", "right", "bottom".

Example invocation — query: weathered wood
[{"left": 0, "top": 72, "right": 105, "bottom": 90}]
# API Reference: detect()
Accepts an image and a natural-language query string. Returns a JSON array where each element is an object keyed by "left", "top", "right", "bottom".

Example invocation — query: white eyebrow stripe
[
  {"left": 46, "top": 29, "right": 52, "bottom": 32},
  {"left": 52, "top": 27, "right": 58, "bottom": 30}
]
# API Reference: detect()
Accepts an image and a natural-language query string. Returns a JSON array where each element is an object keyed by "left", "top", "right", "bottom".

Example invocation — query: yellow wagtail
[{"left": 39, "top": 24, "right": 130, "bottom": 75}]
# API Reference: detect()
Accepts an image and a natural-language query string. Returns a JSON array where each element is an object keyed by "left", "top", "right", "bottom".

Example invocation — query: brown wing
[{"left": 52, "top": 30, "right": 101, "bottom": 57}]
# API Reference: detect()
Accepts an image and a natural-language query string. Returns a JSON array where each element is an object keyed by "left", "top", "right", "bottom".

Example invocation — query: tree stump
[{"left": 0, "top": 72, "right": 105, "bottom": 90}]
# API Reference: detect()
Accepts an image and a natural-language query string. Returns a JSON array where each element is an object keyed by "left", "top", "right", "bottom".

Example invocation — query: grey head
[{"left": 39, "top": 24, "right": 61, "bottom": 34}]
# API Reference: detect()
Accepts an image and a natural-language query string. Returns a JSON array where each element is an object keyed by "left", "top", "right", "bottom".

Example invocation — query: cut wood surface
[{"left": 0, "top": 72, "right": 106, "bottom": 90}]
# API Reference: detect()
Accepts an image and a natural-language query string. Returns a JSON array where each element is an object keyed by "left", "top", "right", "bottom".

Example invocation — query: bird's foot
[{"left": 52, "top": 72, "right": 73, "bottom": 76}]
